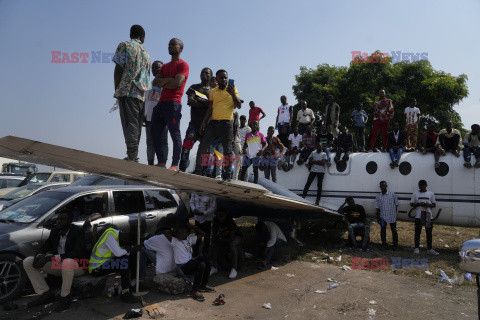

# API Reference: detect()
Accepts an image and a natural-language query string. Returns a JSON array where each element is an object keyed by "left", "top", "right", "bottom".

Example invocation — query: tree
[{"left": 292, "top": 51, "right": 469, "bottom": 135}]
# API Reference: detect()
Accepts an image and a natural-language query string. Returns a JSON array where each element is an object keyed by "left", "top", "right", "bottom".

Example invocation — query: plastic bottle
[
  {"left": 328, "top": 283, "right": 339, "bottom": 290},
  {"left": 113, "top": 277, "right": 119, "bottom": 296},
  {"left": 464, "top": 273, "right": 473, "bottom": 281}
]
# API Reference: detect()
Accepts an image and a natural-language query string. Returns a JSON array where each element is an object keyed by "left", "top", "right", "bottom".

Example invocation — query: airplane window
[
  {"left": 336, "top": 161, "right": 347, "bottom": 173},
  {"left": 435, "top": 162, "right": 449, "bottom": 177},
  {"left": 366, "top": 161, "right": 377, "bottom": 174},
  {"left": 399, "top": 162, "right": 412, "bottom": 175}
]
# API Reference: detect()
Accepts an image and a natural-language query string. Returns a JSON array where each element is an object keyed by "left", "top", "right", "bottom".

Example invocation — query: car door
[
  {"left": 109, "top": 190, "right": 149, "bottom": 242},
  {"left": 144, "top": 189, "right": 179, "bottom": 232}
]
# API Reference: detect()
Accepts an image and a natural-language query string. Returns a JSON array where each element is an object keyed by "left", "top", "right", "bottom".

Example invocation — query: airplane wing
[{"left": 0, "top": 136, "right": 341, "bottom": 218}]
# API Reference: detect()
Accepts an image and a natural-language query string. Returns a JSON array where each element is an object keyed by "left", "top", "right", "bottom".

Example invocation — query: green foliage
[{"left": 292, "top": 51, "right": 469, "bottom": 133}]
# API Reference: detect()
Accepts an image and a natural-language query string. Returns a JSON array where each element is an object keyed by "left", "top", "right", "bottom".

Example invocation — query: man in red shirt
[
  {"left": 248, "top": 101, "right": 266, "bottom": 128},
  {"left": 152, "top": 38, "right": 189, "bottom": 170},
  {"left": 369, "top": 89, "right": 394, "bottom": 152}
]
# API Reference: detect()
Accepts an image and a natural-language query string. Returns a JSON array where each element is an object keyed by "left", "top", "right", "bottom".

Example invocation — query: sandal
[
  {"left": 198, "top": 286, "right": 216, "bottom": 293},
  {"left": 189, "top": 293, "right": 205, "bottom": 301},
  {"left": 213, "top": 294, "right": 225, "bottom": 306}
]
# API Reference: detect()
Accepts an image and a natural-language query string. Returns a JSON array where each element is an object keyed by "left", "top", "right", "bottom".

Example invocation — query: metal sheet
[{"left": 0, "top": 136, "right": 338, "bottom": 215}]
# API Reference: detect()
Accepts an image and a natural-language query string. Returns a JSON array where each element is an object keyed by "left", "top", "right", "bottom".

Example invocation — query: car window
[
  {"left": 0, "top": 184, "right": 37, "bottom": 200},
  {"left": 5, "top": 179, "right": 22, "bottom": 188},
  {"left": 73, "top": 174, "right": 86, "bottom": 181},
  {"left": 97, "top": 178, "right": 125, "bottom": 186},
  {"left": 28, "top": 173, "right": 51, "bottom": 183},
  {"left": 58, "top": 192, "right": 108, "bottom": 222},
  {"left": 50, "top": 174, "right": 71, "bottom": 182},
  {"left": 145, "top": 190, "right": 177, "bottom": 210},
  {"left": 0, "top": 191, "right": 71, "bottom": 223},
  {"left": 112, "top": 191, "right": 146, "bottom": 215}
]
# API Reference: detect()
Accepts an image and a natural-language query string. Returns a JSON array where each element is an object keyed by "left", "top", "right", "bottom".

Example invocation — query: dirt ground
[{"left": 2, "top": 219, "right": 479, "bottom": 320}]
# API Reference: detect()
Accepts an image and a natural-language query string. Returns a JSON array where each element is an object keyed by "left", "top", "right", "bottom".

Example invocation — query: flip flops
[
  {"left": 198, "top": 287, "right": 216, "bottom": 293},
  {"left": 189, "top": 294, "right": 205, "bottom": 302},
  {"left": 213, "top": 294, "right": 225, "bottom": 306}
]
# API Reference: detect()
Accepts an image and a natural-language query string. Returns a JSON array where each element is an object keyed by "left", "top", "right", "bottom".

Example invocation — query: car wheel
[{"left": 0, "top": 253, "right": 27, "bottom": 304}]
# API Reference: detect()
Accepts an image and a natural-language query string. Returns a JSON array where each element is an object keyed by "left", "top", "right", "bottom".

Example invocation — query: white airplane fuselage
[{"left": 275, "top": 152, "right": 479, "bottom": 228}]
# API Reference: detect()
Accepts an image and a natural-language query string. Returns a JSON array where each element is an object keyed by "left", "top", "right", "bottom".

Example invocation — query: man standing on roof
[
  {"left": 276, "top": 95, "right": 293, "bottom": 135},
  {"left": 324, "top": 95, "right": 340, "bottom": 138},
  {"left": 151, "top": 38, "right": 189, "bottom": 171},
  {"left": 179, "top": 68, "right": 213, "bottom": 172},
  {"left": 369, "top": 90, "right": 394, "bottom": 152},
  {"left": 113, "top": 25, "right": 151, "bottom": 162},
  {"left": 296, "top": 100, "right": 315, "bottom": 135},
  {"left": 248, "top": 101, "right": 266, "bottom": 128}
]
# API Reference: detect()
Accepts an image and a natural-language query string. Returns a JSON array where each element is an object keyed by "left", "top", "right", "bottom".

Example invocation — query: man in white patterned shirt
[
  {"left": 375, "top": 181, "right": 399, "bottom": 250},
  {"left": 190, "top": 193, "right": 216, "bottom": 257}
]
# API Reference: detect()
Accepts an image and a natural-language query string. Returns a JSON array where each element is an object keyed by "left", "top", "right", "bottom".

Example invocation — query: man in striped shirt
[{"left": 375, "top": 181, "right": 399, "bottom": 250}]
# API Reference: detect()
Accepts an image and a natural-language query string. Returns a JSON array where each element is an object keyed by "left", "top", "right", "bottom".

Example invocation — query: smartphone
[{"left": 228, "top": 79, "right": 235, "bottom": 87}]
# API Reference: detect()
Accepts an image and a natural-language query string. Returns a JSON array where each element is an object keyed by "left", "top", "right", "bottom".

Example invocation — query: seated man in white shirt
[
  {"left": 255, "top": 221, "right": 287, "bottom": 269},
  {"left": 170, "top": 224, "right": 215, "bottom": 301},
  {"left": 139, "top": 231, "right": 176, "bottom": 278},
  {"left": 88, "top": 226, "right": 141, "bottom": 303}
]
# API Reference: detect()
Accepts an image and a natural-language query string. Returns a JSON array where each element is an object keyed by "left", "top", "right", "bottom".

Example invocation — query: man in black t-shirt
[
  {"left": 337, "top": 197, "right": 369, "bottom": 251},
  {"left": 210, "top": 208, "right": 243, "bottom": 279},
  {"left": 316, "top": 124, "right": 333, "bottom": 167},
  {"left": 179, "top": 68, "right": 213, "bottom": 172}
]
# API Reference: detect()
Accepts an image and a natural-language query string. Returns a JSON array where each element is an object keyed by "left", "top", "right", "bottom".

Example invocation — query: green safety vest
[{"left": 88, "top": 228, "right": 119, "bottom": 273}]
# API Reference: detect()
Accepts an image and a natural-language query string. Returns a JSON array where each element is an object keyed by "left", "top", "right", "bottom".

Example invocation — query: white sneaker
[
  {"left": 210, "top": 267, "right": 218, "bottom": 276},
  {"left": 414, "top": 248, "right": 420, "bottom": 254},
  {"left": 228, "top": 268, "right": 237, "bottom": 279},
  {"left": 215, "top": 175, "right": 222, "bottom": 180},
  {"left": 427, "top": 249, "right": 439, "bottom": 255}
]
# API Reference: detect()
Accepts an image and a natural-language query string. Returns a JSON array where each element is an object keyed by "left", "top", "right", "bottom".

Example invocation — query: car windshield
[
  {"left": 0, "top": 184, "right": 39, "bottom": 200},
  {"left": 28, "top": 173, "right": 51, "bottom": 183},
  {"left": 0, "top": 191, "right": 71, "bottom": 223}
]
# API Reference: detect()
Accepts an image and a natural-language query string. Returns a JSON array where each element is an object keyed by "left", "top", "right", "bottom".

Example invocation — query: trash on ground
[
  {"left": 263, "top": 303, "right": 272, "bottom": 309},
  {"left": 439, "top": 239, "right": 444, "bottom": 242},
  {"left": 444, "top": 244, "right": 450, "bottom": 248},
  {"left": 464, "top": 273, "right": 473, "bottom": 281},
  {"left": 368, "top": 308, "right": 376, "bottom": 316},
  {"left": 286, "top": 273, "right": 295, "bottom": 278},
  {"left": 341, "top": 265, "right": 351, "bottom": 271},
  {"left": 315, "top": 290, "right": 327, "bottom": 294},
  {"left": 328, "top": 283, "right": 339, "bottom": 290},
  {"left": 313, "top": 305, "right": 317, "bottom": 309},
  {"left": 123, "top": 309, "right": 143, "bottom": 319},
  {"left": 369, "top": 300, "right": 377, "bottom": 305},
  {"left": 271, "top": 266, "right": 279, "bottom": 271},
  {"left": 335, "top": 256, "right": 342, "bottom": 262},
  {"left": 425, "top": 271, "right": 433, "bottom": 275},
  {"left": 327, "top": 278, "right": 337, "bottom": 282},
  {"left": 437, "top": 270, "right": 454, "bottom": 284}
]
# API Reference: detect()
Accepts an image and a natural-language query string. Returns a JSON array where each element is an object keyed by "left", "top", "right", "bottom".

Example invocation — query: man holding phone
[{"left": 194, "top": 69, "right": 242, "bottom": 181}]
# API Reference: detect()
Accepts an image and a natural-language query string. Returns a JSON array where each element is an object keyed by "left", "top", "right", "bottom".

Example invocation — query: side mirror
[{"left": 459, "top": 239, "right": 480, "bottom": 274}]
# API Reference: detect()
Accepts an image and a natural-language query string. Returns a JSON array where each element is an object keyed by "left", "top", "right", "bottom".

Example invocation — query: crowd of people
[{"left": 21, "top": 190, "right": 291, "bottom": 309}]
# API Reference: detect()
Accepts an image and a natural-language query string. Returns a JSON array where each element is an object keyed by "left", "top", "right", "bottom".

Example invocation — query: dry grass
[{"left": 235, "top": 217, "right": 479, "bottom": 285}]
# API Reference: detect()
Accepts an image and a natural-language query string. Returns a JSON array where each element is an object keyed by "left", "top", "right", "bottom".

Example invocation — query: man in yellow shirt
[{"left": 194, "top": 69, "right": 242, "bottom": 181}]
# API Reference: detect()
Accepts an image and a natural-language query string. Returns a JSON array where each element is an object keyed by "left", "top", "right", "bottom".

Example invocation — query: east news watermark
[
  {"left": 51, "top": 51, "right": 127, "bottom": 64},
  {"left": 351, "top": 257, "right": 429, "bottom": 270},
  {"left": 50, "top": 257, "right": 129, "bottom": 270},
  {"left": 351, "top": 51, "right": 429, "bottom": 64}
]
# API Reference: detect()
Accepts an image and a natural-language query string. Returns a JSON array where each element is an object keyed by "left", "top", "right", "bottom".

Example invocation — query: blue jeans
[
  {"left": 206, "top": 139, "right": 223, "bottom": 177},
  {"left": 151, "top": 101, "right": 182, "bottom": 166},
  {"left": 266, "top": 238, "right": 287, "bottom": 264},
  {"left": 179, "top": 122, "right": 200, "bottom": 172},
  {"left": 323, "top": 147, "right": 332, "bottom": 163},
  {"left": 139, "top": 247, "right": 156, "bottom": 278},
  {"left": 240, "top": 155, "right": 261, "bottom": 183},
  {"left": 264, "top": 155, "right": 279, "bottom": 183},
  {"left": 464, "top": 146, "right": 480, "bottom": 163},
  {"left": 389, "top": 147, "right": 404, "bottom": 162}
]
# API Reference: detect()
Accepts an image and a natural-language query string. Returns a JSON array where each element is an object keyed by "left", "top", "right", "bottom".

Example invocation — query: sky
[{"left": 0, "top": 0, "right": 479, "bottom": 166}]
